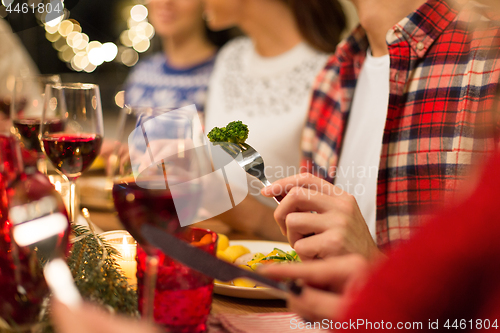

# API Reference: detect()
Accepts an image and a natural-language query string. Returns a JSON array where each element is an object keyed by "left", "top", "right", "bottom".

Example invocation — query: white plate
[{"left": 213, "top": 240, "right": 292, "bottom": 299}]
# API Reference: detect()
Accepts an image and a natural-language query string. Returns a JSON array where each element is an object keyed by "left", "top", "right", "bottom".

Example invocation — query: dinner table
[{"left": 85, "top": 206, "right": 290, "bottom": 316}]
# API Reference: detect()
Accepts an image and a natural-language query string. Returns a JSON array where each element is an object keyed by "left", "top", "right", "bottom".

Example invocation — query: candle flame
[
  {"left": 122, "top": 235, "right": 131, "bottom": 257},
  {"left": 55, "top": 181, "right": 62, "bottom": 192}
]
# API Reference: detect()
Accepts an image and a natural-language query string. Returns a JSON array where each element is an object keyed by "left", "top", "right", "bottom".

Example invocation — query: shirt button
[
  {"left": 416, "top": 42, "right": 425, "bottom": 51},
  {"left": 394, "top": 72, "right": 399, "bottom": 81}
]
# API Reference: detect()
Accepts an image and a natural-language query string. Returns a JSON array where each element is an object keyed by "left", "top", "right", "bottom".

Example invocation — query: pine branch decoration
[
  {"left": 41, "top": 224, "right": 138, "bottom": 333},
  {"left": 68, "top": 224, "right": 138, "bottom": 315}
]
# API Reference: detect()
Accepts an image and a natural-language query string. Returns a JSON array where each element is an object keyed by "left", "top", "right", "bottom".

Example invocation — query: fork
[{"left": 216, "top": 142, "right": 284, "bottom": 204}]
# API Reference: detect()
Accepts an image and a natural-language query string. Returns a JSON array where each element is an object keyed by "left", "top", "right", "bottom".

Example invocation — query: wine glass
[
  {"left": 0, "top": 133, "right": 50, "bottom": 331},
  {"left": 10, "top": 75, "right": 62, "bottom": 173},
  {"left": 110, "top": 106, "right": 210, "bottom": 323},
  {"left": 40, "top": 83, "right": 104, "bottom": 222}
]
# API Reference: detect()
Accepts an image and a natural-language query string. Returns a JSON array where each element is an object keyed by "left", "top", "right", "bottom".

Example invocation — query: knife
[{"left": 141, "top": 224, "right": 302, "bottom": 298}]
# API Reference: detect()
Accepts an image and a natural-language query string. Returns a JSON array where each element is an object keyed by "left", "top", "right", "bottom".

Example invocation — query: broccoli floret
[
  {"left": 207, "top": 126, "right": 228, "bottom": 142},
  {"left": 207, "top": 121, "right": 249, "bottom": 144},
  {"left": 225, "top": 121, "right": 249, "bottom": 144}
]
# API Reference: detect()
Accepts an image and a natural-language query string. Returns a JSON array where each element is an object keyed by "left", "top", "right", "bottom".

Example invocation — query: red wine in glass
[
  {"left": 13, "top": 118, "right": 64, "bottom": 153},
  {"left": 42, "top": 133, "right": 102, "bottom": 179},
  {"left": 40, "top": 83, "right": 104, "bottom": 222},
  {"left": 2, "top": 172, "right": 70, "bottom": 326},
  {"left": 111, "top": 106, "right": 209, "bottom": 324},
  {"left": 0, "top": 135, "right": 68, "bottom": 327},
  {"left": 112, "top": 179, "right": 201, "bottom": 250}
]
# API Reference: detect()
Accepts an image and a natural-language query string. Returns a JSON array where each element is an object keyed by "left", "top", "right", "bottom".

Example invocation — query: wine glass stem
[
  {"left": 68, "top": 180, "right": 76, "bottom": 222},
  {"left": 143, "top": 254, "right": 159, "bottom": 323}
]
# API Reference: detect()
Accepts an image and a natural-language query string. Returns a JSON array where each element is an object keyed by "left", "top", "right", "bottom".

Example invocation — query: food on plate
[
  {"left": 214, "top": 235, "right": 301, "bottom": 288},
  {"left": 245, "top": 248, "right": 301, "bottom": 270},
  {"left": 207, "top": 121, "right": 249, "bottom": 144},
  {"left": 233, "top": 265, "right": 256, "bottom": 288},
  {"left": 231, "top": 248, "right": 300, "bottom": 288},
  {"left": 217, "top": 245, "right": 250, "bottom": 263},
  {"left": 217, "top": 233, "right": 229, "bottom": 251}
]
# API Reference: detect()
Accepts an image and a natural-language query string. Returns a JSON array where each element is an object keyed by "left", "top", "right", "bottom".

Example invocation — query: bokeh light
[
  {"left": 130, "top": 5, "right": 148, "bottom": 22},
  {"left": 42, "top": 1, "right": 154, "bottom": 71},
  {"left": 58, "top": 20, "right": 73, "bottom": 36},
  {"left": 115, "top": 90, "right": 125, "bottom": 108},
  {"left": 132, "top": 38, "right": 150, "bottom": 53},
  {"left": 102, "top": 43, "right": 119, "bottom": 62},
  {"left": 121, "top": 48, "right": 139, "bottom": 67},
  {"left": 88, "top": 47, "right": 104, "bottom": 66}
]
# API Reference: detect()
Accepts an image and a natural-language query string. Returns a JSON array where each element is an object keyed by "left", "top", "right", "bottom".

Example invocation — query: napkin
[{"left": 208, "top": 313, "right": 328, "bottom": 333}]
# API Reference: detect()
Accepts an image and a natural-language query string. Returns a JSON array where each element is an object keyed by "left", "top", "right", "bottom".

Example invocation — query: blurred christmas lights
[{"left": 1, "top": 1, "right": 156, "bottom": 72}]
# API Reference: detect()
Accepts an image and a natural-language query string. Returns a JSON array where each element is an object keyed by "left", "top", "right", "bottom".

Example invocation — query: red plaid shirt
[{"left": 302, "top": 0, "right": 500, "bottom": 250}]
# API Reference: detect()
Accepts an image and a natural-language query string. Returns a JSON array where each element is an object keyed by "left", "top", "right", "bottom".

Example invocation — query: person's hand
[
  {"left": 51, "top": 301, "right": 160, "bottom": 333},
  {"left": 259, "top": 255, "right": 371, "bottom": 322},
  {"left": 261, "top": 173, "right": 380, "bottom": 260}
]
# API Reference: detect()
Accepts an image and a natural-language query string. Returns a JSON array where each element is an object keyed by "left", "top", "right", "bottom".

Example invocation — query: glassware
[
  {"left": 40, "top": 83, "right": 104, "bottom": 222},
  {"left": 0, "top": 133, "right": 49, "bottom": 331},
  {"left": 99, "top": 230, "right": 138, "bottom": 286},
  {"left": 110, "top": 106, "right": 211, "bottom": 325},
  {"left": 10, "top": 75, "right": 61, "bottom": 173},
  {"left": 136, "top": 228, "right": 216, "bottom": 332}
]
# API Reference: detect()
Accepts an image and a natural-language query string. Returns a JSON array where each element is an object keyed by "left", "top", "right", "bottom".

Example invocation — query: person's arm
[
  {"left": 262, "top": 153, "right": 500, "bottom": 326},
  {"left": 261, "top": 173, "right": 380, "bottom": 260}
]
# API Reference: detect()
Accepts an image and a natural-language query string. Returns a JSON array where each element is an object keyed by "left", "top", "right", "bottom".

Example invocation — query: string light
[{"left": 0, "top": 1, "right": 156, "bottom": 72}]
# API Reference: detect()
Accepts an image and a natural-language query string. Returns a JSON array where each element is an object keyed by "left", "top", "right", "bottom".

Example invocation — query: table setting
[{"left": 0, "top": 80, "right": 326, "bottom": 333}]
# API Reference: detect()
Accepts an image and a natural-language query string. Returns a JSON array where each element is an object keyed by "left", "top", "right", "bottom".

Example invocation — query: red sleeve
[{"left": 341, "top": 152, "right": 500, "bottom": 331}]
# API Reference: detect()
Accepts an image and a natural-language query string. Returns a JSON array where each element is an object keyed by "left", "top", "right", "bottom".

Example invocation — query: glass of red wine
[
  {"left": 111, "top": 106, "right": 211, "bottom": 326},
  {"left": 10, "top": 75, "right": 62, "bottom": 172},
  {"left": 0, "top": 133, "right": 57, "bottom": 331},
  {"left": 40, "top": 83, "right": 104, "bottom": 222}
]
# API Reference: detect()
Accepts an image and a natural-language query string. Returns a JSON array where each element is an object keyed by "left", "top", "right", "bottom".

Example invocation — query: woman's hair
[
  {"left": 206, "top": 27, "right": 242, "bottom": 49},
  {"left": 284, "top": 0, "right": 347, "bottom": 53}
]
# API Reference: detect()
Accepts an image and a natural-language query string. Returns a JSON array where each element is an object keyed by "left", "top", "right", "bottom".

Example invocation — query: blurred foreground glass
[
  {"left": 110, "top": 106, "right": 212, "bottom": 326},
  {"left": 40, "top": 83, "right": 104, "bottom": 222},
  {"left": 136, "top": 228, "right": 216, "bottom": 332},
  {"left": 10, "top": 75, "right": 61, "bottom": 173},
  {"left": 0, "top": 134, "right": 48, "bottom": 332}
]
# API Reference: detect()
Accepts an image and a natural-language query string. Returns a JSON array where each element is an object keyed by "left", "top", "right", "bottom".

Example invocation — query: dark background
[{"left": 5, "top": 0, "right": 158, "bottom": 116}]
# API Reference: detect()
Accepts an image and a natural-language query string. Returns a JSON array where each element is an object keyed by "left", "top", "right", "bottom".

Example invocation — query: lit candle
[{"left": 100, "top": 231, "right": 137, "bottom": 286}]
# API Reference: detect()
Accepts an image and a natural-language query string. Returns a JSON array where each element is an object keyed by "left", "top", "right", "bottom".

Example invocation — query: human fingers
[
  {"left": 287, "top": 286, "right": 345, "bottom": 322},
  {"left": 285, "top": 212, "right": 330, "bottom": 247},
  {"left": 261, "top": 173, "right": 337, "bottom": 198},
  {"left": 273, "top": 187, "right": 339, "bottom": 235},
  {"left": 259, "top": 255, "right": 368, "bottom": 293},
  {"left": 293, "top": 228, "right": 350, "bottom": 261}
]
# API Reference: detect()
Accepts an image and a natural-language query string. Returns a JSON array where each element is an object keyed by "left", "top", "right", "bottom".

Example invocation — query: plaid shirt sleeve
[
  {"left": 301, "top": 27, "right": 369, "bottom": 181},
  {"left": 302, "top": 0, "right": 500, "bottom": 250}
]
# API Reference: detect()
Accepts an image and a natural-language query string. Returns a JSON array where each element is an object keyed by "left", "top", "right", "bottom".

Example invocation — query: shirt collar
[
  {"left": 387, "top": 0, "right": 465, "bottom": 58},
  {"left": 338, "top": 25, "right": 370, "bottom": 63}
]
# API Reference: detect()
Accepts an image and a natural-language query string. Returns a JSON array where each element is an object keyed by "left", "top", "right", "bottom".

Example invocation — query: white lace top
[{"left": 205, "top": 37, "right": 329, "bottom": 203}]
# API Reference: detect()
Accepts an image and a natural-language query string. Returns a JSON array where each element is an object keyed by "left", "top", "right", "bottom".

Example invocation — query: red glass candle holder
[{"left": 136, "top": 228, "right": 217, "bottom": 333}]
